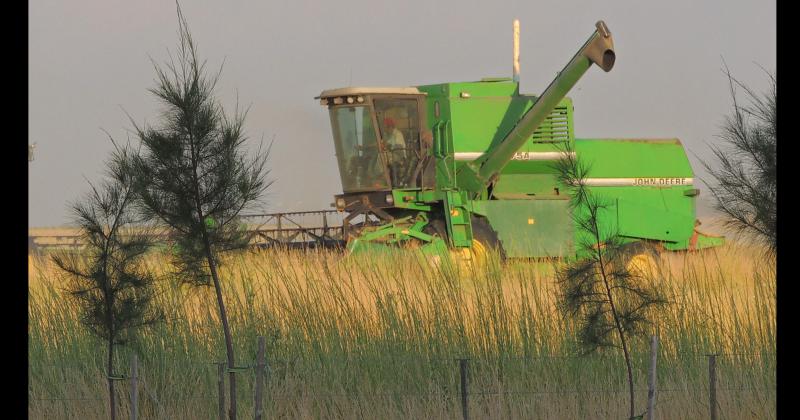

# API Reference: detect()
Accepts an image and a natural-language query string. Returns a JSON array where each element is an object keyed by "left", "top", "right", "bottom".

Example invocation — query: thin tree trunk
[
  {"left": 206, "top": 250, "right": 237, "bottom": 420},
  {"left": 598, "top": 260, "right": 636, "bottom": 419},
  {"left": 592, "top": 220, "right": 635, "bottom": 419},
  {"left": 104, "top": 245, "right": 116, "bottom": 420},
  {"left": 108, "top": 339, "right": 116, "bottom": 420},
  {"left": 619, "top": 330, "right": 635, "bottom": 419},
  {"left": 187, "top": 125, "right": 238, "bottom": 420}
]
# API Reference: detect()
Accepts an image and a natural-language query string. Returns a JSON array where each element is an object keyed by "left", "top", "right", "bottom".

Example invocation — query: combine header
[{"left": 317, "top": 20, "right": 723, "bottom": 263}]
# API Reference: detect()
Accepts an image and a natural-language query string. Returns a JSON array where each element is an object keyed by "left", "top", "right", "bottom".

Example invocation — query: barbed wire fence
[{"left": 30, "top": 336, "right": 776, "bottom": 420}]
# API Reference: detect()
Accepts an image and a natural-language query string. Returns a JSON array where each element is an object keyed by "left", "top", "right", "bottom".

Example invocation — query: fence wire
[{"left": 30, "top": 352, "right": 776, "bottom": 403}]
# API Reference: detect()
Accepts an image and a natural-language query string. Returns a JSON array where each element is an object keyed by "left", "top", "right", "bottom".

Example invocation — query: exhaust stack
[{"left": 512, "top": 19, "right": 520, "bottom": 83}]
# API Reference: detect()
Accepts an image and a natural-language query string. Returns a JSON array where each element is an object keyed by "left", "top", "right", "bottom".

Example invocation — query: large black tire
[
  {"left": 422, "top": 218, "right": 447, "bottom": 238},
  {"left": 470, "top": 216, "right": 505, "bottom": 260},
  {"left": 618, "top": 241, "right": 662, "bottom": 278},
  {"left": 424, "top": 216, "right": 505, "bottom": 260}
]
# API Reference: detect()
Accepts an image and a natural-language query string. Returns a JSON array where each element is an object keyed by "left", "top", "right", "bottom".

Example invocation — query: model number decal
[{"left": 454, "top": 151, "right": 574, "bottom": 161}]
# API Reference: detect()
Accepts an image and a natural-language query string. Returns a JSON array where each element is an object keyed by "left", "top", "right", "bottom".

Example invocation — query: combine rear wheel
[
  {"left": 619, "top": 241, "right": 662, "bottom": 278},
  {"left": 424, "top": 216, "right": 504, "bottom": 268}
]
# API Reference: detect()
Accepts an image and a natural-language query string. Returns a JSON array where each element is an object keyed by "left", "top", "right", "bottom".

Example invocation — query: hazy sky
[{"left": 29, "top": 0, "right": 775, "bottom": 227}]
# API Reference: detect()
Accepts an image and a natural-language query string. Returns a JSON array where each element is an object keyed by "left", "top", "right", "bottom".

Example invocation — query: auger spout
[{"left": 456, "top": 21, "right": 615, "bottom": 192}]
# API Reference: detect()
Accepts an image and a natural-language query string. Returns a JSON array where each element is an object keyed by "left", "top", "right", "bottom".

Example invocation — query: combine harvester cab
[{"left": 317, "top": 20, "right": 723, "bottom": 263}]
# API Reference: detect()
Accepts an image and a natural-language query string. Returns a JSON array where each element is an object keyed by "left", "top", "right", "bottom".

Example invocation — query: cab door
[{"left": 372, "top": 95, "right": 431, "bottom": 189}]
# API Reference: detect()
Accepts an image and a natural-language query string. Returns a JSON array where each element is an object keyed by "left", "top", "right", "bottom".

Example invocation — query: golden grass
[{"left": 28, "top": 241, "right": 775, "bottom": 419}]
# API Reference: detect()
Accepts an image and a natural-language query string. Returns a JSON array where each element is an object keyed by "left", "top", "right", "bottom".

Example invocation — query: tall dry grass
[{"left": 29, "top": 242, "right": 775, "bottom": 419}]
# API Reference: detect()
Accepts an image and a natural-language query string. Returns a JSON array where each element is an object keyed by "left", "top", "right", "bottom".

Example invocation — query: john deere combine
[{"left": 317, "top": 21, "right": 722, "bottom": 262}]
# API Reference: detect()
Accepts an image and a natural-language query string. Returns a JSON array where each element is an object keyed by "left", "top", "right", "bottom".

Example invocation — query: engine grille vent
[{"left": 531, "top": 105, "right": 572, "bottom": 142}]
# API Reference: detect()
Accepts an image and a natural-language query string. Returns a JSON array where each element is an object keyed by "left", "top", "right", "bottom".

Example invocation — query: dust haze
[{"left": 28, "top": 0, "right": 775, "bottom": 227}]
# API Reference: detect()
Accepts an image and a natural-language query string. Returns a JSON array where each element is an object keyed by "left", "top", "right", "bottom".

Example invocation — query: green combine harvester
[{"left": 317, "top": 20, "right": 723, "bottom": 264}]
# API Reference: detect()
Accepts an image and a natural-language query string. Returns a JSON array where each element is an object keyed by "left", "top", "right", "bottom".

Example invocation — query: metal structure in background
[
  {"left": 241, "top": 210, "right": 345, "bottom": 249},
  {"left": 28, "top": 210, "right": 346, "bottom": 252}
]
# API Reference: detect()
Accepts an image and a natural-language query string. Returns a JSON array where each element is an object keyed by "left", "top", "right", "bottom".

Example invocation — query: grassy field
[{"left": 29, "top": 241, "right": 775, "bottom": 419}]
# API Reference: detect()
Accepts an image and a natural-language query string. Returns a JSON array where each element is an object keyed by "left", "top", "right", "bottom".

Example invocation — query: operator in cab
[
  {"left": 382, "top": 117, "right": 406, "bottom": 151},
  {"left": 381, "top": 116, "right": 407, "bottom": 186}
]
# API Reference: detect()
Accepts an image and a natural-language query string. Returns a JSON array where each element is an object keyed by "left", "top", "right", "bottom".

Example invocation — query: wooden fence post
[
  {"left": 130, "top": 354, "right": 138, "bottom": 420},
  {"left": 646, "top": 335, "right": 658, "bottom": 420},
  {"left": 254, "top": 336, "right": 266, "bottom": 420},
  {"left": 218, "top": 362, "right": 226, "bottom": 420},
  {"left": 708, "top": 354, "right": 717, "bottom": 420},
  {"left": 459, "top": 359, "right": 469, "bottom": 420}
]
